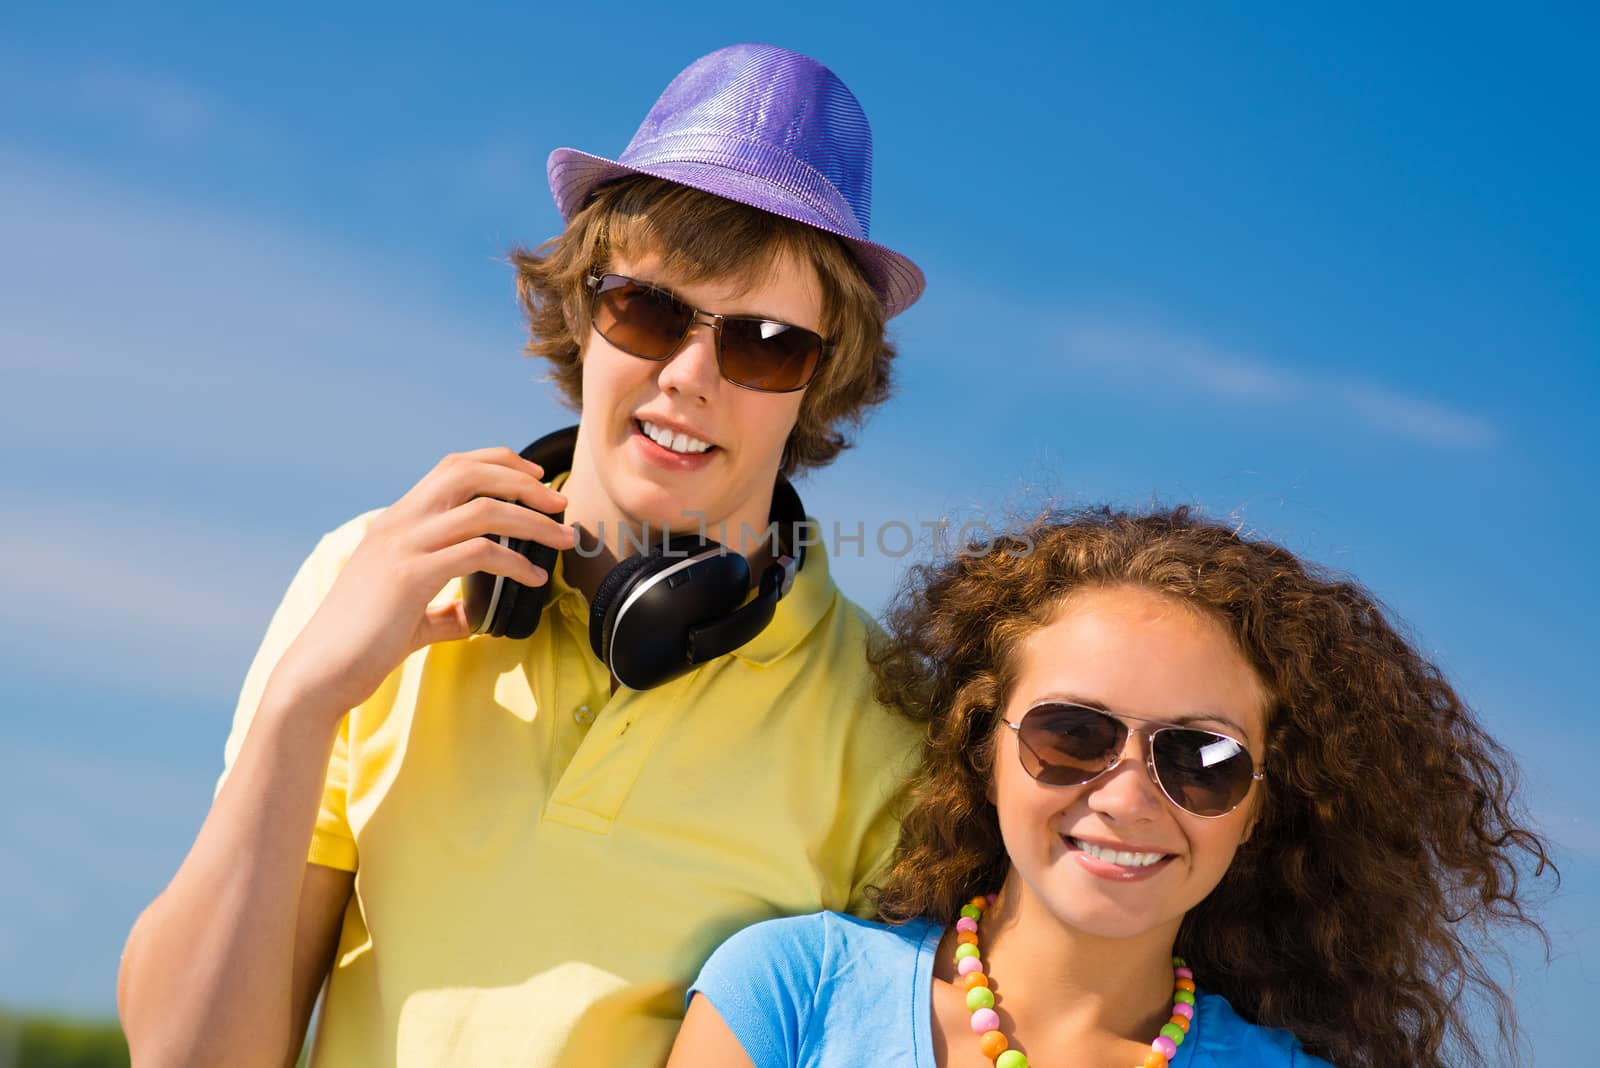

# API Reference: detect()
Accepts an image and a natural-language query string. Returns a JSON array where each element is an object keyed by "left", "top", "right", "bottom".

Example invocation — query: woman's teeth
[
  {"left": 1071, "top": 838, "right": 1168, "bottom": 868},
  {"left": 641, "top": 420, "right": 713, "bottom": 454}
]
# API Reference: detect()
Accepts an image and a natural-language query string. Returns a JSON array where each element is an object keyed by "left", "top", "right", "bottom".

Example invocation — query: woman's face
[{"left": 992, "top": 584, "right": 1269, "bottom": 942}]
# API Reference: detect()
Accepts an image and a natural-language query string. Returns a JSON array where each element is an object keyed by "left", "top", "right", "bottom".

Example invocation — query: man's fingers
[
  {"left": 413, "top": 498, "right": 575, "bottom": 556},
  {"left": 430, "top": 536, "right": 551, "bottom": 590},
  {"left": 418, "top": 600, "right": 473, "bottom": 647}
]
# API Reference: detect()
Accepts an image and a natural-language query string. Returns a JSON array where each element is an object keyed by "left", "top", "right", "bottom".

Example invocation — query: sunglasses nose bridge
[
  {"left": 679, "top": 313, "right": 724, "bottom": 360},
  {"left": 688, "top": 309, "right": 725, "bottom": 332},
  {"left": 1123, "top": 728, "right": 1162, "bottom": 790},
  {"left": 1140, "top": 731, "right": 1164, "bottom": 793},
  {"left": 1094, "top": 726, "right": 1166, "bottom": 799},
  {"left": 653, "top": 316, "right": 725, "bottom": 397}
]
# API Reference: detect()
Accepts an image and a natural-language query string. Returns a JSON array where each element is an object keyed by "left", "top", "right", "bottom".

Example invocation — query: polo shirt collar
[{"left": 731, "top": 524, "right": 837, "bottom": 667}]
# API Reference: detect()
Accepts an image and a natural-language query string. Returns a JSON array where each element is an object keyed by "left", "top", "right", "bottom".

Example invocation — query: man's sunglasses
[
  {"left": 587, "top": 273, "right": 829, "bottom": 394},
  {"left": 1004, "top": 702, "right": 1264, "bottom": 818}
]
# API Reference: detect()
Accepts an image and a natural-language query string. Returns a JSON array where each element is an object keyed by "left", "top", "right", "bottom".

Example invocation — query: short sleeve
[
  {"left": 214, "top": 513, "right": 379, "bottom": 872},
  {"left": 687, "top": 914, "right": 829, "bottom": 1068}
]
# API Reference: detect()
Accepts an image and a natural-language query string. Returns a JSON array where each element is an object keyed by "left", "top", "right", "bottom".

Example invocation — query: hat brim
[{"left": 548, "top": 147, "right": 925, "bottom": 320}]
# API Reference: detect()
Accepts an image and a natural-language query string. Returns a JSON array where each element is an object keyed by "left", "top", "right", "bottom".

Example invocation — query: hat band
[{"left": 620, "top": 130, "right": 867, "bottom": 240}]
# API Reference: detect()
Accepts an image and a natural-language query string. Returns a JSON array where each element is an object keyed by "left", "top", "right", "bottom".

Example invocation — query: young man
[{"left": 117, "top": 43, "right": 925, "bottom": 1067}]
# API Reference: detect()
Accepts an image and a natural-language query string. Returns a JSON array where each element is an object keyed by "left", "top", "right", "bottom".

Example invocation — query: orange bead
[
  {"left": 1143, "top": 1053, "right": 1168, "bottom": 1068},
  {"left": 960, "top": 971, "right": 990, "bottom": 990},
  {"left": 1175, "top": 977, "right": 1196, "bottom": 993},
  {"left": 977, "top": 1030, "right": 1009, "bottom": 1058},
  {"left": 969, "top": 896, "right": 990, "bottom": 910},
  {"left": 1170, "top": 1015, "right": 1190, "bottom": 1033},
  {"left": 957, "top": 930, "right": 980, "bottom": 945}
]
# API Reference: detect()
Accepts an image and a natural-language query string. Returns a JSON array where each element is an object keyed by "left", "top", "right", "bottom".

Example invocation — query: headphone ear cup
[
  {"left": 462, "top": 532, "right": 559, "bottom": 639},
  {"left": 588, "top": 551, "right": 657, "bottom": 664},
  {"left": 597, "top": 537, "right": 752, "bottom": 689},
  {"left": 493, "top": 535, "right": 560, "bottom": 639},
  {"left": 461, "top": 425, "right": 579, "bottom": 640}
]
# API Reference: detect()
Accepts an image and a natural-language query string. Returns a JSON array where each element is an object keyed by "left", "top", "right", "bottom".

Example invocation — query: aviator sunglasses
[
  {"left": 587, "top": 273, "right": 830, "bottom": 393},
  {"left": 1004, "top": 702, "right": 1264, "bottom": 818}
]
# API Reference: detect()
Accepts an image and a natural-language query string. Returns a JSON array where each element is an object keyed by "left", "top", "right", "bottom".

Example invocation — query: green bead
[
  {"left": 954, "top": 942, "right": 980, "bottom": 961},
  {"left": 1172, "top": 955, "right": 1187, "bottom": 967},
  {"left": 965, "top": 986, "right": 995, "bottom": 1011},
  {"left": 1174, "top": 989, "right": 1195, "bottom": 1005},
  {"left": 996, "top": 1051, "right": 1028, "bottom": 1068},
  {"left": 960, "top": 904, "right": 983, "bottom": 921},
  {"left": 1161, "top": 1022, "right": 1185, "bottom": 1042}
]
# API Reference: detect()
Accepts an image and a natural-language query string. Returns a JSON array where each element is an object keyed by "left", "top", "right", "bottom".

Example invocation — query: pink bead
[
  {"left": 986, "top": 894, "right": 998, "bottom": 905},
  {"left": 1172, "top": 1001, "right": 1194, "bottom": 1020},
  {"left": 957, "top": 956, "right": 983, "bottom": 975},
  {"left": 956, "top": 917, "right": 978, "bottom": 933},
  {"left": 970, "top": 1008, "right": 1001, "bottom": 1033},
  {"left": 1174, "top": 966, "right": 1194, "bottom": 980},
  {"left": 1152, "top": 1036, "right": 1178, "bottom": 1059}
]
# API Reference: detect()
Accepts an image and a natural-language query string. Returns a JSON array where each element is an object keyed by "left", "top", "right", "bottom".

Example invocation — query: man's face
[{"left": 571, "top": 245, "right": 819, "bottom": 551}]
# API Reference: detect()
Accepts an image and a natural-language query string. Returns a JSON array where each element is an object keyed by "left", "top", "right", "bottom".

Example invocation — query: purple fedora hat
[{"left": 547, "top": 43, "right": 925, "bottom": 319}]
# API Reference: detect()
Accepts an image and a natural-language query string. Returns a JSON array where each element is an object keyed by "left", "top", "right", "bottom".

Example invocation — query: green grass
[
  {"left": 0, "top": 1007, "right": 130, "bottom": 1068},
  {"left": 0, "top": 1006, "right": 315, "bottom": 1067}
]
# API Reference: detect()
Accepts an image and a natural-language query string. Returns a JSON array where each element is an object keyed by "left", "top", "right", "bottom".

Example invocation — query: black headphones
[{"left": 462, "top": 425, "right": 807, "bottom": 691}]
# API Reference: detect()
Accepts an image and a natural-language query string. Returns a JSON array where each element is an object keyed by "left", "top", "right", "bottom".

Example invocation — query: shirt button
[{"left": 573, "top": 705, "right": 594, "bottom": 726}]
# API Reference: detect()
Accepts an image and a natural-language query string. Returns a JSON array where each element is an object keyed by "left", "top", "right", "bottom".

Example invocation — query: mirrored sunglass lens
[
  {"left": 1018, "top": 704, "right": 1125, "bottom": 786},
  {"left": 720, "top": 319, "right": 821, "bottom": 391},
  {"left": 1152, "top": 729, "right": 1254, "bottom": 816},
  {"left": 594, "top": 279, "right": 690, "bottom": 359}
]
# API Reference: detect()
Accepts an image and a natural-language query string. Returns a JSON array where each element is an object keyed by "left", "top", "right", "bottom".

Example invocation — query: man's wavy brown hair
[
  {"left": 510, "top": 176, "right": 893, "bottom": 475},
  {"left": 870, "top": 506, "right": 1554, "bottom": 1067}
]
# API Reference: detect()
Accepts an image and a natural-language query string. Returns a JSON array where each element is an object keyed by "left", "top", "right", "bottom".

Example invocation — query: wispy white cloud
[
  {"left": 0, "top": 58, "right": 220, "bottom": 143},
  {"left": 1063, "top": 321, "right": 1298, "bottom": 403},
  {"left": 1334, "top": 380, "right": 1498, "bottom": 450},
  {"left": 72, "top": 68, "right": 218, "bottom": 140},
  {"left": 1061, "top": 318, "right": 1499, "bottom": 450},
  {"left": 0, "top": 147, "right": 566, "bottom": 474},
  {"left": 0, "top": 146, "right": 556, "bottom": 703},
  {"left": 0, "top": 495, "right": 305, "bottom": 700}
]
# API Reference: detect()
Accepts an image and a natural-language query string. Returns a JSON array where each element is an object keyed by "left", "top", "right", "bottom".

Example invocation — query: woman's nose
[{"left": 1085, "top": 733, "right": 1167, "bottom": 822}]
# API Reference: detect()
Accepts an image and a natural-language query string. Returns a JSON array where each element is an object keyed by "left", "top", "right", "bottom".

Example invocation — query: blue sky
[{"left": 2, "top": 1, "right": 1594, "bottom": 1057}]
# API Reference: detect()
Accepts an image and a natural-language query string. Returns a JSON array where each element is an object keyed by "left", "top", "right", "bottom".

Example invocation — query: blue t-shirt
[{"left": 689, "top": 912, "right": 1334, "bottom": 1067}]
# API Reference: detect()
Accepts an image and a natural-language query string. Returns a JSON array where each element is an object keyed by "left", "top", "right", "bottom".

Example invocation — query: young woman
[
  {"left": 670, "top": 507, "right": 1553, "bottom": 1067},
  {"left": 118, "top": 44, "right": 926, "bottom": 1067}
]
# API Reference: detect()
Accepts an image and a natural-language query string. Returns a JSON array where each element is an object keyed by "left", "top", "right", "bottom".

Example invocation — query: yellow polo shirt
[{"left": 218, "top": 508, "right": 919, "bottom": 1067}]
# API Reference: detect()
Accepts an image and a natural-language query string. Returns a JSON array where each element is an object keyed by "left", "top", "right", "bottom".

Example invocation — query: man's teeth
[
  {"left": 641, "top": 420, "right": 712, "bottom": 454},
  {"left": 1072, "top": 838, "right": 1168, "bottom": 868}
]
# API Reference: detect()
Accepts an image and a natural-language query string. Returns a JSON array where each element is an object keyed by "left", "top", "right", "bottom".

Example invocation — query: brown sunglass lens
[
  {"left": 1018, "top": 705, "right": 1125, "bottom": 786},
  {"left": 720, "top": 318, "right": 823, "bottom": 392},
  {"left": 593, "top": 280, "right": 691, "bottom": 359},
  {"left": 1151, "top": 729, "right": 1255, "bottom": 817}
]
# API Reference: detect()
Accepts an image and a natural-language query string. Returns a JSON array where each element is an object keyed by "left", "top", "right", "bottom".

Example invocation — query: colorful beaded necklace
[{"left": 952, "top": 894, "right": 1196, "bottom": 1068}]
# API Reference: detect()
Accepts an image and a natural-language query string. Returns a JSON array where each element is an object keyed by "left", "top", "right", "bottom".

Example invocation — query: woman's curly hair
[
  {"left": 509, "top": 175, "right": 893, "bottom": 475},
  {"left": 870, "top": 506, "right": 1554, "bottom": 1068}
]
